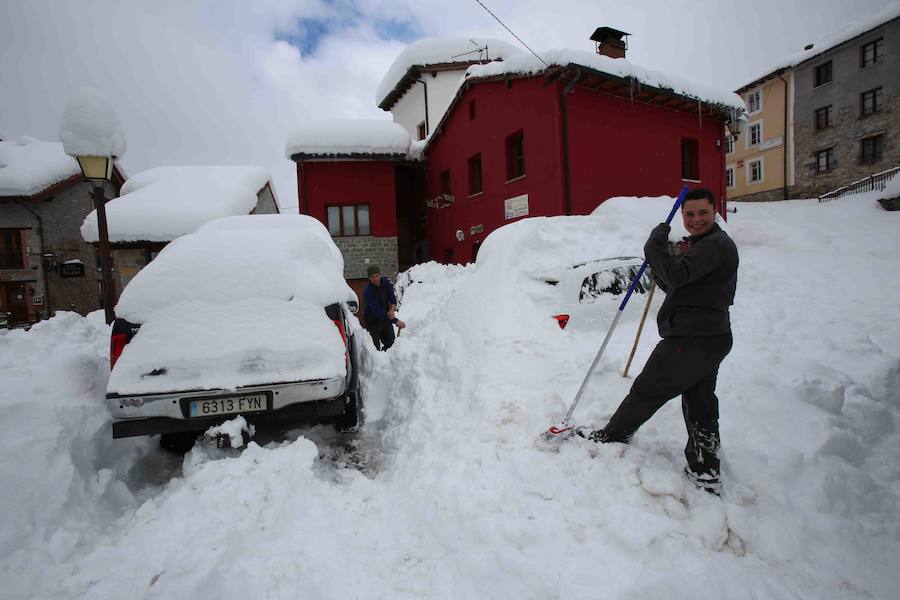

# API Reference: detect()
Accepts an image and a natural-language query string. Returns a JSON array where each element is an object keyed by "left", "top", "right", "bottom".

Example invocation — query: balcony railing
[{"left": 818, "top": 166, "right": 900, "bottom": 202}]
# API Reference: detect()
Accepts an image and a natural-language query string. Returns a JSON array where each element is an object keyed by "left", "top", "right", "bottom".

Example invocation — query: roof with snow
[
  {"left": 376, "top": 37, "right": 524, "bottom": 110},
  {"left": 737, "top": 2, "right": 900, "bottom": 91},
  {"left": 285, "top": 119, "right": 412, "bottom": 161},
  {"left": 0, "top": 136, "right": 81, "bottom": 197},
  {"left": 81, "top": 165, "right": 273, "bottom": 244}
]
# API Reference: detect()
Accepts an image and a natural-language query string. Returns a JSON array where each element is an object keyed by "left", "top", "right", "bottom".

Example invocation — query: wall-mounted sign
[
  {"left": 469, "top": 224, "right": 484, "bottom": 235},
  {"left": 32, "top": 295, "right": 44, "bottom": 305},
  {"left": 60, "top": 262, "right": 85, "bottom": 278},
  {"left": 737, "top": 160, "right": 744, "bottom": 168},
  {"left": 504, "top": 194, "right": 529, "bottom": 220},
  {"left": 426, "top": 193, "right": 455, "bottom": 209},
  {"left": 759, "top": 136, "right": 783, "bottom": 151}
]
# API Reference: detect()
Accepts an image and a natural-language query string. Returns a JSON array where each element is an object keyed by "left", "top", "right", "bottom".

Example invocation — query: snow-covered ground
[{"left": 1, "top": 192, "right": 898, "bottom": 599}]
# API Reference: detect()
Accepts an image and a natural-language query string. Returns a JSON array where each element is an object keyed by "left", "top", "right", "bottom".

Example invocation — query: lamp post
[
  {"left": 77, "top": 157, "right": 117, "bottom": 325},
  {"left": 59, "top": 87, "right": 127, "bottom": 325}
]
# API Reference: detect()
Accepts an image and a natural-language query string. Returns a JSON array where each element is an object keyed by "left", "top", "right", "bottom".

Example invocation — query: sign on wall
[
  {"left": 504, "top": 194, "right": 529, "bottom": 220},
  {"left": 759, "top": 136, "right": 783, "bottom": 151},
  {"left": 32, "top": 295, "right": 44, "bottom": 305},
  {"left": 60, "top": 262, "right": 85, "bottom": 278}
]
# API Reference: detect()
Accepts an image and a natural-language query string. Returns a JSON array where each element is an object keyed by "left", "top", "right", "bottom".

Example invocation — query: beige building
[{"left": 727, "top": 69, "right": 795, "bottom": 202}]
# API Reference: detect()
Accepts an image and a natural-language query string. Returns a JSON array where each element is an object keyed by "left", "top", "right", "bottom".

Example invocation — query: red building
[{"left": 288, "top": 30, "right": 745, "bottom": 271}]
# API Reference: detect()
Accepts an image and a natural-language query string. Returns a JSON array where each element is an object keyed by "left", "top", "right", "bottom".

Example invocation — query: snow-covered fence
[{"left": 818, "top": 166, "right": 900, "bottom": 202}]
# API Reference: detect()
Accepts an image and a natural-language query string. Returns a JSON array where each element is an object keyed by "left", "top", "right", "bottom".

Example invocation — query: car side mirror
[{"left": 347, "top": 300, "right": 359, "bottom": 314}]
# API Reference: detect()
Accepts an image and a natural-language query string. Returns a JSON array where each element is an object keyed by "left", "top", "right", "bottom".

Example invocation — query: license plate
[{"left": 188, "top": 393, "right": 268, "bottom": 418}]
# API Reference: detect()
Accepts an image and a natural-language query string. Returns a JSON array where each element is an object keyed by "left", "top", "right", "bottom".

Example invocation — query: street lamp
[{"left": 59, "top": 87, "right": 127, "bottom": 325}]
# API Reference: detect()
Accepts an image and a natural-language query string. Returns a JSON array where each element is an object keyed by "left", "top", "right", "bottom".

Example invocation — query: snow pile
[
  {"left": 204, "top": 416, "right": 255, "bottom": 448},
  {"left": 81, "top": 165, "right": 272, "bottom": 243},
  {"left": 376, "top": 36, "right": 524, "bottom": 107},
  {"left": 0, "top": 136, "right": 80, "bottom": 196},
  {"left": 1, "top": 194, "right": 899, "bottom": 599},
  {"left": 285, "top": 119, "right": 411, "bottom": 158},
  {"left": 58, "top": 86, "right": 126, "bottom": 158},
  {"left": 0, "top": 312, "right": 144, "bottom": 577},
  {"left": 467, "top": 48, "right": 746, "bottom": 110}
]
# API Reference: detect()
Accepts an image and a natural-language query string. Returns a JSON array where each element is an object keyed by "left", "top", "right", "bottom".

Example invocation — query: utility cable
[{"left": 473, "top": 0, "right": 547, "bottom": 66}]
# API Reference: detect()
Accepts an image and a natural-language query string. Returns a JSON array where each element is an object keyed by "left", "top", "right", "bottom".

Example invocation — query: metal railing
[{"left": 818, "top": 166, "right": 900, "bottom": 202}]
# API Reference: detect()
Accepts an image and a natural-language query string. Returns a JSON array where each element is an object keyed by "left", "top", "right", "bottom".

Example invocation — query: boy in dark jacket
[
  {"left": 363, "top": 265, "right": 406, "bottom": 351},
  {"left": 582, "top": 188, "right": 738, "bottom": 493}
]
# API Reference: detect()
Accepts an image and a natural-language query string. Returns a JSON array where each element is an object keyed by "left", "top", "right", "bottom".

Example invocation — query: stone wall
[
  {"left": 793, "top": 18, "right": 899, "bottom": 199},
  {"left": 334, "top": 236, "right": 399, "bottom": 279},
  {"left": 729, "top": 187, "right": 793, "bottom": 202},
  {"left": 0, "top": 181, "right": 119, "bottom": 321}
]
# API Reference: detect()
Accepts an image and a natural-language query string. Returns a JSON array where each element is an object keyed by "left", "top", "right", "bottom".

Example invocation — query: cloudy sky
[{"left": 2, "top": 0, "right": 896, "bottom": 210}]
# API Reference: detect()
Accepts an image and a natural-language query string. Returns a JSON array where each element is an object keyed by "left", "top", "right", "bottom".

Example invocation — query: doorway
[{"left": 1, "top": 282, "right": 30, "bottom": 325}]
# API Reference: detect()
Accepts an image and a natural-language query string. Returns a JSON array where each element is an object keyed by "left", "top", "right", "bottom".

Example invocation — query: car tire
[
  {"left": 335, "top": 387, "right": 363, "bottom": 432},
  {"left": 159, "top": 431, "right": 200, "bottom": 453}
]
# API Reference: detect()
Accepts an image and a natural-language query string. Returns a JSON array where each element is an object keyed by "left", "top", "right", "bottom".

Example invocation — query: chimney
[{"left": 590, "top": 27, "right": 629, "bottom": 59}]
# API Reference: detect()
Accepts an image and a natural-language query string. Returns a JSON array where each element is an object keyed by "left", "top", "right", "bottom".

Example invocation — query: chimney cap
[{"left": 590, "top": 27, "right": 630, "bottom": 43}]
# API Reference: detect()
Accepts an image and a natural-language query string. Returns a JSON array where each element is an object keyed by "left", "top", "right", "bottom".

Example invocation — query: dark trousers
[
  {"left": 367, "top": 321, "right": 396, "bottom": 351},
  {"left": 605, "top": 333, "right": 733, "bottom": 477}
]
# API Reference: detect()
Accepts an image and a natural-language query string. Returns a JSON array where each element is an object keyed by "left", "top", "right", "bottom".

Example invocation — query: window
[
  {"left": 416, "top": 121, "right": 427, "bottom": 141},
  {"left": 468, "top": 153, "right": 483, "bottom": 195},
  {"left": 681, "top": 137, "right": 699, "bottom": 181},
  {"left": 580, "top": 266, "right": 653, "bottom": 304},
  {"left": 0, "top": 229, "right": 25, "bottom": 270},
  {"left": 748, "top": 122, "right": 762, "bottom": 147},
  {"left": 747, "top": 90, "right": 761, "bottom": 113},
  {"left": 505, "top": 131, "right": 526, "bottom": 180},
  {"left": 814, "top": 61, "right": 832, "bottom": 87},
  {"left": 326, "top": 204, "right": 370, "bottom": 237},
  {"left": 748, "top": 158, "right": 763, "bottom": 183},
  {"left": 860, "top": 135, "right": 884, "bottom": 163},
  {"left": 860, "top": 87, "right": 883, "bottom": 116},
  {"left": 440, "top": 170, "right": 452, "bottom": 195},
  {"left": 725, "top": 134, "right": 734, "bottom": 154},
  {"left": 860, "top": 38, "right": 883, "bottom": 68},
  {"left": 815, "top": 105, "right": 833, "bottom": 130},
  {"left": 726, "top": 166, "right": 735, "bottom": 188},
  {"left": 468, "top": 99, "right": 476, "bottom": 120},
  {"left": 816, "top": 148, "right": 834, "bottom": 172}
]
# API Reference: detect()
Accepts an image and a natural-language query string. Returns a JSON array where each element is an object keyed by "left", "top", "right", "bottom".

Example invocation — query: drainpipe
[
  {"left": 560, "top": 69, "right": 582, "bottom": 216},
  {"left": 14, "top": 200, "right": 51, "bottom": 320},
  {"left": 415, "top": 78, "right": 430, "bottom": 135},
  {"left": 777, "top": 72, "right": 790, "bottom": 200}
]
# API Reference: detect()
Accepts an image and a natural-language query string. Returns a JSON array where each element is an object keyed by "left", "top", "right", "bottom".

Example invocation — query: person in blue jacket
[{"left": 363, "top": 265, "right": 406, "bottom": 351}]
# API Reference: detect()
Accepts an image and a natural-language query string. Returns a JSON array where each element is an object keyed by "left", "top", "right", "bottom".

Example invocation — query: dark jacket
[
  {"left": 644, "top": 222, "right": 738, "bottom": 338},
  {"left": 363, "top": 278, "right": 398, "bottom": 329}
]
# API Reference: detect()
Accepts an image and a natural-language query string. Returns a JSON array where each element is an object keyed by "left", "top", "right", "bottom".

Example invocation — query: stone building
[{"left": 0, "top": 136, "right": 124, "bottom": 325}]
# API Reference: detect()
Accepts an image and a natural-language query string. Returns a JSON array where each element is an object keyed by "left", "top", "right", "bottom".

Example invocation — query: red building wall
[
  {"left": 299, "top": 160, "right": 398, "bottom": 236},
  {"left": 424, "top": 78, "right": 563, "bottom": 264},
  {"left": 425, "top": 78, "right": 728, "bottom": 264}
]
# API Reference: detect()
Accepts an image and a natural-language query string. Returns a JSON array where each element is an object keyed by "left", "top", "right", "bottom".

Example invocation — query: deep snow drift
[{"left": 1, "top": 193, "right": 898, "bottom": 599}]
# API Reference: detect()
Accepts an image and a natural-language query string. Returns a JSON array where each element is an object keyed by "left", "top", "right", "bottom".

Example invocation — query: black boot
[{"left": 576, "top": 426, "right": 631, "bottom": 444}]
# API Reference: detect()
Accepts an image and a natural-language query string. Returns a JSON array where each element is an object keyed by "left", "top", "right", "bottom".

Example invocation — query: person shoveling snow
[{"left": 580, "top": 188, "right": 738, "bottom": 494}]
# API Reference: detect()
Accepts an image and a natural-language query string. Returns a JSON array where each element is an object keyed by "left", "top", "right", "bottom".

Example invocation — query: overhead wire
[{"left": 472, "top": 0, "right": 548, "bottom": 66}]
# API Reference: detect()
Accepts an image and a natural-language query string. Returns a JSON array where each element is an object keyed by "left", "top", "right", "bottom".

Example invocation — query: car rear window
[{"left": 579, "top": 266, "right": 653, "bottom": 303}]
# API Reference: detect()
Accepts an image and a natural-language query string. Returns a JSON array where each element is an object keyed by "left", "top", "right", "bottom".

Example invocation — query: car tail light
[
  {"left": 110, "top": 333, "right": 128, "bottom": 368},
  {"left": 553, "top": 314, "right": 570, "bottom": 329},
  {"left": 332, "top": 318, "right": 348, "bottom": 362}
]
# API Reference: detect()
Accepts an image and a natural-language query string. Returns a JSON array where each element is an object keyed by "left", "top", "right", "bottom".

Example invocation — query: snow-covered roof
[
  {"left": 0, "top": 136, "right": 81, "bottom": 197},
  {"left": 114, "top": 214, "right": 356, "bottom": 323},
  {"left": 285, "top": 119, "right": 411, "bottom": 159},
  {"left": 81, "top": 165, "right": 272, "bottom": 243},
  {"left": 376, "top": 36, "right": 524, "bottom": 109},
  {"left": 738, "top": 2, "right": 900, "bottom": 90},
  {"left": 59, "top": 87, "right": 127, "bottom": 158},
  {"left": 465, "top": 49, "right": 746, "bottom": 111}
]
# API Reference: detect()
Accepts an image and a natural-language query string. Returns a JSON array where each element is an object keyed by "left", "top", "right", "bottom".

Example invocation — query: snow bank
[
  {"left": 58, "top": 86, "right": 126, "bottom": 158},
  {"left": 81, "top": 165, "right": 271, "bottom": 243},
  {"left": 376, "top": 36, "right": 524, "bottom": 107},
  {"left": 285, "top": 119, "right": 411, "bottom": 158},
  {"left": 0, "top": 136, "right": 80, "bottom": 196},
  {"left": 467, "top": 48, "right": 746, "bottom": 110}
]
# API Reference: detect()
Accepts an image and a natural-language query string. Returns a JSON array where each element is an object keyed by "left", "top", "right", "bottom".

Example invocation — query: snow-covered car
[
  {"left": 105, "top": 215, "right": 362, "bottom": 450},
  {"left": 539, "top": 257, "right": 654, "bottom": 330}
]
